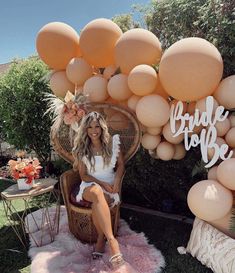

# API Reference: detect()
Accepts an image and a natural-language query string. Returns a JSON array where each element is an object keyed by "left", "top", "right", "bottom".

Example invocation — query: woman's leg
[
  {"left": 92, "top": 210, "right": 105, "bottom": 253},
  {"left": 83, "top": 185, "right": 120, "bottom": 256}
]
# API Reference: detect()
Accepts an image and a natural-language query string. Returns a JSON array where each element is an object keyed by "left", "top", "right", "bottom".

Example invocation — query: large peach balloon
[
  {"left": 159, "top": 37, "right": 223, "bottom": 101},
  {"left": 66, "top": 58, "right": 93, "bottom": 85},
  {"left": 162, "top": 121, "right": 184, "bottom": 144},
  {"left": 217, "top": 158, "right": 235, "bottom": 190},
  {"left": 83, "top": 76, "right": 108, "bottom": 102},
  {"left": 136, "top": 94, "right": 170, "bottom": 127},
  {"left": 141, "top": 133, "right": 161, "bottom": 150},
  {"left": 36, "top": 22, "right": 81, "bottom": 70},
  {"left": 50, "top": 71, "right": 75, "bottom": 97},
  {"left": 207, "top": 137, "right": 226, "bottom": 159},
  {"left": 152, "top": 77, "right": 169, "bottom": 99},
  {"left": 127, "top": 95, "right": 141, "bottom": 111},
  {"left": 128, "top": 65, "right": 157, "bottom": 96},
  {"left": 225, "top": 127, "right": 235, "bottom": 148},
  {"left": 156, "top": 141, "right": 175, "bottom": 160},
  {"left": 173, "top": 143, "right": 186, "bottom": 160},
  {"left": 79, "top": 18, "right": 122, "bottom": 67},
  {"left": 115, "top": 29, "right": 162, "bottom": 74},
  {"left": 213, "top": 75, "right": 235, "bottom": 109},
  {"left": 107, "top": 74, "right": 132, "bottom": 101},
  {"left": 187, "top": 180, "right": 233, "bottom": 221}
]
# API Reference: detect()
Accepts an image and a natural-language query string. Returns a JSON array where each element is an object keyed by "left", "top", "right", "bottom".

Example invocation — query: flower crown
[{"left": 44, "top": 91, "right": 89, "bottom": 133}]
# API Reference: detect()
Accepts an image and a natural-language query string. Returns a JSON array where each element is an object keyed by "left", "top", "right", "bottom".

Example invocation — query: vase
[{"left": 17, "top": 178, "right": 34, "bottom": 190}]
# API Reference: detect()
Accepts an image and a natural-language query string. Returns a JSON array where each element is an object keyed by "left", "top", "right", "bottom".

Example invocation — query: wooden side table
[{"left": 1, "top": 178, "right": 60, "bottom": 248}]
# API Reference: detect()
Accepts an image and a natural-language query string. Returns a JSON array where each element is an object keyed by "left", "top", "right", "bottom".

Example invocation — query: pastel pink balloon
[
  {"left": 103, "top": 65, "right": 117, "bottom": 80},
  {"left": 187, "top": 180, "right": 233, "bottom": 221},
  {"left": 162, "top": 121, "right": 184, "bottom": 144},
  {"left": 228, "top": 114, "right": 235, "bottom": 127},
  {"left": 127, "top": 95, "right": 141, "bottom": 111},
  {"left": 214, "top": 117, "right": 231, "bottom": 137},
  {"left": 146, "top": 127, "right": 162, "bottom": 136},
  {"left": 173, "top": 143, "right": 186, "bottom": 160},
  {"left": 217, "top": 158, "right": 235, "bottom": 190},
  {"left": 195, "top": 97, "right": 219, "bottom": 114}
]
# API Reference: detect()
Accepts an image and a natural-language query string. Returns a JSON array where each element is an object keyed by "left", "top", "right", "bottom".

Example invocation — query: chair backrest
[{"left": 51, "top": 103, "right": 141, "bottom": 165}]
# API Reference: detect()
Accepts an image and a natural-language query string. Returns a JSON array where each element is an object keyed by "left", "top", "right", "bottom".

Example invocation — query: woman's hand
[
  {"left": 112, "top": 183, "right": 120, "bottom": 193},
  {"left": 100, "top": 182, "right": 113, "bottom": 193}
]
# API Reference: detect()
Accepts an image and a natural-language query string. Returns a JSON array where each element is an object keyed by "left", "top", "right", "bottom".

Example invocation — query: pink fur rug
[{"left": 28, "top": 206, "right": 165, "bottom": 273}]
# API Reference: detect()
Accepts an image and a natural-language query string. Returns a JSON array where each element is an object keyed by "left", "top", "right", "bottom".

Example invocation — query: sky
[{"left": 0, "top": 0, "right": 150, "bottom": 64}]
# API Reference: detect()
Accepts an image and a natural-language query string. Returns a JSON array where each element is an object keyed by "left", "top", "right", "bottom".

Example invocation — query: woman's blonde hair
[{"left": 72, "top": 111, "right": 112, "bottom": 172}]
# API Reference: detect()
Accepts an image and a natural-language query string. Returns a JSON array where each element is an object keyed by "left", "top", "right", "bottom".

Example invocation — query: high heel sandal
[
  {"left": 108, "top": 237, "right": 125, "bottom": 268},
  {"left": 92, "top": 237, "right": 106, "bottom": 260}
]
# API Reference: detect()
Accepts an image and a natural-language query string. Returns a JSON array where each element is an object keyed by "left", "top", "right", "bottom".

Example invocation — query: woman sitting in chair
[{"left": 72, "top": 111, "right": 125, "bottom": 268}]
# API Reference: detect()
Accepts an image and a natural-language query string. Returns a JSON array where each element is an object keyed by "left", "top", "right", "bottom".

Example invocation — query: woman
[{"left": 72, "top": 111, "right": 125, "bottom": 268}]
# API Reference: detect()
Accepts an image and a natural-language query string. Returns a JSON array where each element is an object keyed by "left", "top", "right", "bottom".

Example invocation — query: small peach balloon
[
  {"left": 208, "top": 210, "right": 235, "bottom": 239},
  {"left": 128, "top": 65, "right": 157, "bottom": 96},
  {"left": 103, "top": 65, "right": 117, "bottom": 80},
  {"left": 173, "top": 143, "right": 186, "bottom": 160},
  {"left": 115, "top": 28, "right": 162, "bottom": 74},
  {"left": 147, "top": 127, "right": 162, "bottom": 136},
  {"left": 162, "top": 121, "right": 184, "bottom": 144},
  {"left": 107, "top": 74, "right": 132, "bottom": 101},
  {"left": 141, "top": 133, "right": 161, "bottom": 150},
  {"left": 50, "top": 71, "right": 75, "bottom": 97},
  {"left": 83, "top": 76, "right": 108, "bottom": 102},
  {"left": 195, "top": 97, "right": 219, "bottom": 114},
  {"left": 36, "top": 22, "right": 81, "bottom": 70},
  {"left": 156, "top": 141, "right": 175, "bottom": 161},
  {"left": 139, "top": 122, "right": 147, "bottom": 133},
  {"left": 213, "top": 75, "right": 235, "bottom": 109},
  {"left": 79, "top": 18, "right": 122, "bottom": 67},
  {"left": 66, "top": 57, "right": 93, "bottom": 85},
  {"left": 169, "top": 100, "right": 187, "bottom": 114},
  {"left": 217, "top": 158, "right": 235, "bottom": 190},
  {"left": 207, "top": 137, "right": 226, "bottom": 159},
  {"left": 207, "top": 166, "right": 218, "bottom": 180},
  {"left": 136, "top": 94, "right": 170, "bottom": 127},
  {"left": 225, "top": 127, "right": 235, "bottom": 148},
  {"left": 187, "top": 180, "right": 233, "bottom": 221},
  {"left": 159, "top": 37, "right": 223, "bottom": 101},
  {"left": 228, "top": 114, "right": 235, "bottom": 127},
  {"left": 127, "top": 95, "right": 141, "bottom": 111},
  {"left": 214, "top": 117, "right": 231, "bottom": 137}
]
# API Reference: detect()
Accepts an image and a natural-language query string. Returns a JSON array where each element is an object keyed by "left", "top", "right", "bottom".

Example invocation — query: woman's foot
[
  {"left": 108, "top": 236, "right": 125, "bottom": 268},
  {"left": 92, "top": 236, "right": 106, "bottom": 259}
]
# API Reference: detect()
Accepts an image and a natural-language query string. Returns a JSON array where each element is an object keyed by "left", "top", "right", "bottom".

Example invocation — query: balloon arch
[{"left": 36, "top": 18, "right": 235, "bottom": 238}]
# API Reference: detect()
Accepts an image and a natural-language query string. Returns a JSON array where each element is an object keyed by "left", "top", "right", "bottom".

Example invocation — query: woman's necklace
[{"left": 92, "top": 145, "right": 102, "bottom": 156}]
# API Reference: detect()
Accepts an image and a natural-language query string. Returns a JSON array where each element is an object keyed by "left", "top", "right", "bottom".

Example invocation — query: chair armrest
[{"left": 60, "top": 169, "right": 81, "bottom": 207}]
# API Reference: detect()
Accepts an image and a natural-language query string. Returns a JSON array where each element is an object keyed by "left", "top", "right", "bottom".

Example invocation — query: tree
[
  {"left": 148, "top": 0, "right": 235, "bottom": 77},
  {"left": 112, "top": 13, "right": 140, "bottom": 32},
  {"left": 0, "top": 57, "right": 52, "bottom": 163}
]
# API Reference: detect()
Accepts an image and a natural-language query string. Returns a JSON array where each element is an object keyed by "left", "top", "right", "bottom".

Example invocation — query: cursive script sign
[{"left": 170, "top": 96, "right": 233, "bottom": 168}]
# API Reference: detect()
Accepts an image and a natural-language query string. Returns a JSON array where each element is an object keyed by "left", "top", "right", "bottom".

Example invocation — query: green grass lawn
[{"left": 0, "top": 178, "right": 212, "bottom": 273}]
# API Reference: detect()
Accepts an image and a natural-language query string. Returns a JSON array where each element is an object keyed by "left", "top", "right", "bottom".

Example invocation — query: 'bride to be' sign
[{"left": 170, "top": 96, "right": 233, "bottom": 168}]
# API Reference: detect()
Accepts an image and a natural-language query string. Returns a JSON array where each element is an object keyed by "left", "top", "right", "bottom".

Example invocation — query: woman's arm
[
  {"left": 112, "top": 150, "right": 125, "bottom": 193},
  {"left": 78, "top": 160, "right": 113, "bottom": 192}
]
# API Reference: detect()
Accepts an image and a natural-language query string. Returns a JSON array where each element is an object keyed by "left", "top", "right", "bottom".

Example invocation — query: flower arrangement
[
  {"left": 8, "top": 157, "right": 42, "bottom": 184},
  {"left": 44, "top": 91, "right": 88, "bottom": 133}
]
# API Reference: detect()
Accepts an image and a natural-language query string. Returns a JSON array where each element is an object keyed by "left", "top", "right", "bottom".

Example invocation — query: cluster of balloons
[
  {"left": 188, "top": 158, "right": 235, "bottom": 238},
  {"left": 36, "top": 19, "right": 235, "bottom": 234},
  {"left": 36, "top": 19, "right": 235, "bottom": 163}
]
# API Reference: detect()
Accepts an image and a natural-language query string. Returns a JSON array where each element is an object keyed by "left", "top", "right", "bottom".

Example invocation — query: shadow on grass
[
  {"left": 0, "top": 223, "right": 30, "bottom": 273},
  {"left": 121, "top": 208, "right": 213, "bottom": 273}
]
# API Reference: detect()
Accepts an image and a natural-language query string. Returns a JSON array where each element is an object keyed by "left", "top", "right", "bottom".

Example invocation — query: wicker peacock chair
[{"left": 51, "top": 102, "right": 141, "bottom": 243}]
